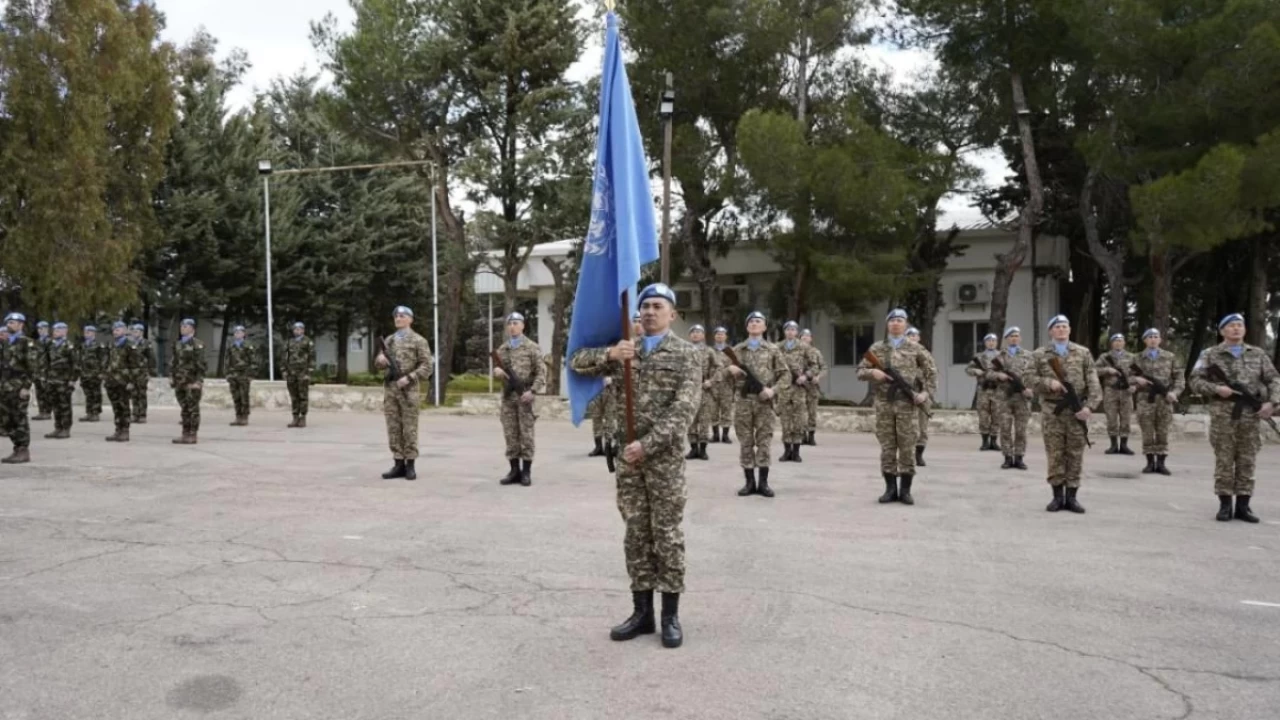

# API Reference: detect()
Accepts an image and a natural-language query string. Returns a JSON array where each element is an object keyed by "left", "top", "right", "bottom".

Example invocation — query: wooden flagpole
[{"left": 620, "top": 291, "right": 636, "bottom": 443}]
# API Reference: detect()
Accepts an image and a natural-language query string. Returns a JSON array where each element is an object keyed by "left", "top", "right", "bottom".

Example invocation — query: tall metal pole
[
  {"left": 263, "top": 176, "right": 275, "bottom": 382},
  {"left": 488, "top": 293, "right": 494, "bottom": 394},
  {"left": 431, "top": 167, "right": 441, "bottom": 407},
  {"left": 660, "top": 72, "right": 674, "bottom": 285}
]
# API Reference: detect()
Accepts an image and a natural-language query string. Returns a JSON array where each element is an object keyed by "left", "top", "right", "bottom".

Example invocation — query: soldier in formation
[
  {"left": 105, "top": 321, "right": 141, "bottom": 443},
  {"left": 168, "top": 319, "right": 207, "bottom": 444},
  {"left": 79, "top": 326, "right": 106, "bottom": 423},
  {"left": 1, "top": 313, "right": 36, "bottom": 463},
  {"left": 966, "top": 332, "right": 1002, "bottom": 452},
  {"left": 1027, "top": 315, "right": 1102, "bottom": 514},
  {"left": 684, "top": 324, "right": 722, "bottom": 462},
  {"left": 283, "top": 321, "right": 315, "bottom": 428},
  {"left": 993, "top": 327, "right": 1033, "bottom": 471},
  {"left": 1131, "top": 328, "right": 1184, "bottom": 475},
  {"left": 777, "top": 321, "right": 818, "bottom": 463},
  {"left": 800, "top": 328, "right": 825, "bottom": 446},
  {"left": 570, "top": 283, "right": 698, "bottom": 649},
  {"left": 711, "top": 326, "right": 734, "bottom": 443},
  {"left": 493, "top": 312, "right": 546, "bottom": 486},
  {"left": 726, "top": 311, "right": 789, "bottom": 498},
  {"left": 225, "top": 325, "right": 256, "bottom": 426},
  {"left": 32, "top": 320, "right": 52, "bottom": 421},
  {"left": 1097, "top": 333, "right": 1136, "bottom": 455},
  {"left": 0, "top": 325, "right": 8, "bottom": 437},
  {"left": 129, "top": 323, "right": 154, "bottom": 424},
  {"left": 857, "top": 309, "right": 937, "bottom": 505},
  {"left": 376, "top": 307, "right": 435, "bottom": 482},
  {"left": 43, "top": 322, "right": 79, "bottom": 439},
  {"left": 585, "top": 369, "right": 617, "bottom": 461},
  {"left": 1188, "top": 313, "right": 1279, "bottom": 523},
  {"left": 904, "top": 326, "right": 933, "bottom": 466}
]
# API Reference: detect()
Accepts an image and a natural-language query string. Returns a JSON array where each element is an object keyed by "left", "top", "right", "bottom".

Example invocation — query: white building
[
  {"left": 151, "top": 317, "right": 371, "bottom": 378},
  {"left": 475, "top": 226, "right": 1069, "bottom": 408}
]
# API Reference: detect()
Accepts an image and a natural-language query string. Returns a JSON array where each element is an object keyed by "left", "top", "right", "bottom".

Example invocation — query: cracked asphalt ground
[{"left": 2, "top": 409, "right": 1278, "bottom": 720}]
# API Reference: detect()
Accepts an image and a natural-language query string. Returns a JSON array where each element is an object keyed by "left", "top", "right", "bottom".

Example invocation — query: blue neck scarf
[
  {"left": 84, "top": 339, "right": 95, "bottom": 347},
  {"left": 642, "top": 332, "right": 667, "bottom": 354},
  {"left": 714, "top": 343, "right": 726, "bottom": 350},
  {"left": 294, "top": 335, "right": 305, "bottom": 342},
  {"left": 1113, "top": 349, "right": 1124, "bottom": 356},
  {"left": 115, "top": 336, "right": 128, "bottom": 347},
  {"left": 233, "top": 339, "right": 244, "bottom": 348},
  {"left": 508, "top": 336, "right": 521, "bottom": 348},
  {"left": 1007, "top": 346, "right": 1019, "bottom": 355},
  {"left": 889, "top": 335, "right": 904, "bottom": 349},
  {"left": 1147, "top": 349, "right": 1158, "bottom": 359},
  {"left": 746, "top": 338, "right": 761, "bottom": 350},
  {"left": 53, "top": 338, "right": 65, "bottom": 347},
  {"left": 179, "top": 334, "right": 193, "bottom": 344},
  {"left": 784, "top": 340, "right": 796, "bottom": 350},
  {"left": 9, "top": 332, "right": 22, "bottom": 345},
  {"left": 1228, "top": 345, "right": 1244, "bottom": 358},
  {"left": 1053, "top": 342, "right": 1069, "bottom": 357}
]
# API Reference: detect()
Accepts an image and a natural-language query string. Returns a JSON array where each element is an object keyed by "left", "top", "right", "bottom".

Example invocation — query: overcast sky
[{"left": 156, "top": 0, "right": 1002, "bottom": 227}]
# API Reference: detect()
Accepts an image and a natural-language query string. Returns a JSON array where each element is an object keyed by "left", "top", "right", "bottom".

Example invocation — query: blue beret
[
  {"left": 4, "top": 312, "right": 25, "bottom": 323},
  {"left": 394, "top": 305, "right": 414, "bottom": 318},
  {"left": 506, "top": 312, "right": 524, "bottom": 323},
  {"left": 53, "top": 322, "right": 67, "bottom": 330},
  {"left": 746, "top": 311, "right": 766, "bottom": 323},
  {"left": 689, "top": 324, "right": 705, "bottom": 334},
  {"left": 984, "top": 333, "right": 998, "bottom": 342},
  {"left": 293, "top": 322, "right": 305, "bottom": 329},
  {"left": 714, "top": 326, "right": 727, "bottom": 334},
  {"left": 906, "top": 326, "right": 920, "bottom": 336},
  {"left": 83, "top": 325, "right": 96, "bottom": 333},
  {"left": 1142, "top": 328, "right": 1160, "bottom": 340},
  {"left": 801, "top": 328, "right": 812, "bottom": 337},
  {"left": 181, "top": 318, "right": 195, "bottom": 327},
  {"left": 37, "top": 321, "right": 49, "bottom": 328},
  {"left": 886, "top": 308, "right": 908, "bottom": 322},
  {"left": 131, "top": 323, "right": 144, "bottom": 331},
  {"left": 1109, "top": 333, "right": 1124, "bottom": 343},
  {"left": 112, "top": 321, "right": 127, "bottom": 329},
  {"left": 632, "top": 313, "right": 641, "bottom": 322},
  {"left": 233, "top": 325, "right": 246, "bottom": 333},
  {"left": 1003, "top": 326, "right": 1021, "bottom": 338},
  {"left": 1218, "top": 313, "right": 1244, "bottom": 330},
  {"left": 637, "top": 282, "right": 676, "bottom": 306},
  {"left": 1047, "top": 314, "right": 1069, "bottom": 330},
  {"left": 783, "top": 321, "right": 799, "bottom": 330}
]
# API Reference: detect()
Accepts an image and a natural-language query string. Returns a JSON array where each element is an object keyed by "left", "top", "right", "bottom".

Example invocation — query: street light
[{"left": 258, "top": 160, "right": 276, "bottom": 381}]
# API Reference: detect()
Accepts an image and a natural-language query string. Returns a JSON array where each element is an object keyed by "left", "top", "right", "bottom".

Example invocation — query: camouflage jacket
[
  {"left": 283, "top": 335, "right": 316, "bottom": 378},
  {"left": 79, "top": 340, "right": 108, "bottom": 380},
  {"left": 1189, "top": 343, "right": 1280, "bottom": 408},
  {"left": 134, "top": 339, "right": 156, "bottom": 377},
  {"left": 857, "top": 337, "right": 938, "bottom": 404},
  {"left": 494, "top": 336, "right": 546, "bottom": 396},
  {"left": 45, "top": 339, "right": 80, "bottom": 384},
  {"left": 225, "top": 341, "right": 257, "bottom": 380},
  {"left": 990, "top": 347, "right": 1035, "bottom": 396},
  {"left": 729, "top": 339, "right": 791, "bottom": 397},
  {"left": 807, "top": 346, "right": 828, "bottom": 386},
  {"left": 1025, "top": 342, "right": 1103, "bottom": 411},
  {"left": 966, "top": 349, "right": 1001, "bottom": 390},
  {"left": 0, "top": 335, "right": 38, "bottom": 392},
  {"left": 779, "top": 340, "right": 819, "bottom": 389},
  {"left": 34, "top": 337, "right": 51, "bottom": 380},
  {"left": 170, "top": 337, "right": 207, "bottom": 387},
  {"left": 382, "top": 330, "right": 434, "bottom": 389},
  {"left": 1131, "top": 348, "right": 1185, "bottom": 401},
  {"left": 693, "top": 344, "right": 724, "bottom": 387},
  {"left": 105, "top": 337, "right": 144, "bottom": 386},
  {"left": 1096, "top": 350, "right": 1135, "bottom": 391},
  {"left": 571, "top": 332, "right": 702, "bottom": 457}
]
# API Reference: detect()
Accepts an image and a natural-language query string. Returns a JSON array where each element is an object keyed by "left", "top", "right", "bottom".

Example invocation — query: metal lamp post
[
  {"left": 258, "top": 160, "right": 276, "bottom": 381},
  {"left": 659, "top": 75, "right": 675, "bottom": 285}
]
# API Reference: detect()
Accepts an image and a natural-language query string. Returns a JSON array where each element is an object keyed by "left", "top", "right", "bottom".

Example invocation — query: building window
[
  {"left": 952, "top": 321, "right": 991, "bottom": 365},
  {"left": 834, "top": 324, "right": 876, "bottom": 366}
]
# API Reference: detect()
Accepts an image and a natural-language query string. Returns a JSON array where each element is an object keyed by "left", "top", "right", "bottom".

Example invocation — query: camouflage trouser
[
  {"left": 779, "top": 386, "right": 807, "bottom": 444},
  {"left": 916, "top": 405, "right": 929, "bottom": 447},
  {"left": 1208, "top": 405, "right": 1261, "bottom": 496},
  {"left": 997, "top": 394, "right": 1031, "bottom": 456},
  {"left": 175, "top": 386, "right": 202, "bottom": 433},
  {"left": 105, "top": 382, "right": 131, "bottom": 433},
  {"left": 82, "top": 377, "right": 103, "bottom": 416},
  {"left": 734, "top": 394, "right": 775, "bottom": 468},
  {"left": 713, "top": 382, "right": 735, "bottom": 426},
  {"left": 500, "top": 395, "right": 536, "bottom": 460},
  {"left": 689, "top": 390, "right": 715, "bottom": 443},
  {"left": 228, "top": 378, "right": 252, "bottom": 418},
  {"left": 34, "top": 379, "right": 51, "bottom": 416},
  {"left": 0, "top": 395, "right": 8, "bottom": 436},
  {"left": 1136, "top": 397, "right": 1172, "bottom": 455},
  {"left": 616, "top": 447, "right": 686, "bottom": 594},
  {"left": 875, "top": 399, "right": 918, "bottom": 474},
  {"left": 589, "top": 388, "right": 617, "bottom": 439},
  {"left": 384, "top": 386, "right": 421, "bottom": 460},
  {"left": 287, "top": 375, "right": 310, "bottom": 418},
  {"left": 806, "top": 386, "right": 820, "bottom": 432},
  {"left": 2, "top": 388, "right": 31, "bottom": 448},
  {"left": 976, "top": 387, "right": 999, "bottom": 434},
  {"left": 1103, "top": 388, "right": 1132, "bottom": 437},
  {"left": 1041, "top": 404, "right": 1087, "bottom": 488},
  {"left": 131, "top": 373, "right": 148, "bottom": 421},
  {"left": 50, "top": 380, "right": 73, "bottom": 431}
]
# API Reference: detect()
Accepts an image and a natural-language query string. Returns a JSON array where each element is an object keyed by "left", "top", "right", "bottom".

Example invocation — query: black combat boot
[
  {"left": 1013, "top": 455, "right": 1028, "bottom": 470},
  {"left": 721, "top": 427, "right": 732, "bottom": 444},
  {"left": 1001, "top": 454, "right": 1014, "bottom": 470},
  {"left": 404, "top": 459, "right": 417, "bottom": 481},
  {"left": 979, "top": 434, "right": 991, "bottom": 451},
  {"left": 1063, "top": 487, "right": 1086, "bottom": 514},
  {"left": 879, "top": 473, "right": 899, "bottom": 504},
  {"left": 499, "top": 458, "right": 521, "bottom": 485},
  {"left": 712, "top": 427, "right": 721, "bottom": 443},
  {"left": 605, "top": 442, "right": 616, "bottom": 473},
  {"left": 989, "top": 437, "right": 1002, "bottom": 453},
  {"left": 660, "top": 592, "right": 683, "bottom": 649},
  {"left": 610, "top": 590, "right": 655, "bottom": 641},
  {"left": 685, "top": 442, "right": 699, "bottom": 460},
  {"left": 1046, "top": 485, "right": 1064, "bottom": 512},
  {"left": 382, "top": 459, "right": 406, "bottom": 480},
  {"left": 1216, "top": 495, "right": 1233, "bottom": 522},
  {"left": 1, "top": 447, "right": 30, "bottom": 464},
  {"left": 898, "top": 475, "right": 915, "bottom": 505},
  {"left": 697, "top": 443, "right": 709, "bottom": 461},
  {"left": 1142, "top": 454, "right": 1155, "bottom": 473},
  {"left": 1234, "top": 495, "right": 1259, "bottom": 523},
  {"left": 791, "top": 444, "right": 802, "bottom": 463},
  {"left": 589, "top": 436, "right": 605, "bottom": 457},
  {"left": 1119, "top": 437, "right": 1134, "bottom": 455},
  {"left": 1155, "top": 455, "right": 1170, "bottom": 476},
  {"left": 778, "top": 444, "right": 791, "bottom": 462},
  {"left": 1105, "top": 436, "right": 1119, "bottom": 454},
  {"left": 520, "top": 459, "right": 532, "bottom": 487},
  {"left": 916, "top": 445, "right": 927, "bottom": 467},
  {"left": 738, "top": 468, "right": 756, "bottom": 496},
  {"left": 756, "top": 467, "right": 774, "bottom": 498}
]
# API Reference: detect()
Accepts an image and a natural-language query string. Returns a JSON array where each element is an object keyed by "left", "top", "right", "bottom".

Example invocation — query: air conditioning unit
[
  {"left": 719, "top": 285, "right": 749, "bottom": 309},
  {"left": 675, "top": 289, "right": 700, "bottom": 311},
  {"left": 955, "top": 282, "right": 991, "bottom": 304}
]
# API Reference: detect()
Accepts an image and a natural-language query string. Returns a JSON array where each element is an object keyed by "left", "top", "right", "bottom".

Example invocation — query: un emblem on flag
[{"left": 583, "top": 165, "right": 613, "bottom": 257}]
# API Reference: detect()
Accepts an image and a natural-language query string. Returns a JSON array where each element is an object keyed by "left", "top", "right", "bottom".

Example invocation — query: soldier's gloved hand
[
  {"left": 396, "top": 376, "right": 411, "bottom": 389},
  {"left": 1049, "top": 380, "right": 1064, "bottom": 393},
  {"left": 1166, "top": 392, "right": 1179, "bottom": 405},
  {"left": 520, "top": 391, "right": 535, "bottom": 404},
  {"left": 796, "top": 375, "right": 807, "bottom": 386},
  {"left": 602, "top": 376, "right": 613, "bottom": 387},
  {"left": 727, "top": 365, "right": 744, "bottom": 378},
  {"left": 702, "top": 380, "right": 712, "bottom": 389},
  {"left": 1134, "top": 376, "right": 1149, "bottom": 388},
  {"left": 493, "top": 367, "right": 507, "bottom": 380},
  {"left": 622, "top": 441, "right": 645, "bottom": 464},
  {"left": 1074, "top": 407, "right": 1092, "bottom": 421},
  {"left": 609, "top": 340, "right": 636, "bottom": 362},
  {"left": 375, "top": 354, "right": 389, "bottom": 370},
  {"left": 1215, "top": 385, "right": 1235, "bottom": 399},
  {"left": 869, "top": 369, "right": 887, "bottom": 382},
  {"left": 1260, "top": 402, "right": 1275, "bottom": 420},
  {"left": 759, "top": 387, "right": 774, "bottom": 401},
  {"left": 913, "top": 392, "right": 929, "bottom": 406}
]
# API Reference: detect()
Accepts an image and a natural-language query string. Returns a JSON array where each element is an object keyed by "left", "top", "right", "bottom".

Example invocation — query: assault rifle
[
  {"left": 490, "top": 349, "right": 527, "bottom": 398},
  {"left": 1048, "top": 356, "right": 1092, "bottom": 447},
  {"left": 376, "top": 336, "right": 407, "bottom": 394},
  {"left": 991, "top": 357, "right": 1026, "bottom": 398},
  {"left": 1128, "top": 364, "right": 1187, "bottom": 414},
  {"left": 723, "top": 347, "right": 765, "bottom": 396},
  {"left": 863, "top": 350, "right": 931, "bottom": 417},
  {"left": 1102, "top": 354, "right": 1130, "bottom": 390},
  {"left": 1203, "top": 364, "right": 1280, "bottom": 437}
]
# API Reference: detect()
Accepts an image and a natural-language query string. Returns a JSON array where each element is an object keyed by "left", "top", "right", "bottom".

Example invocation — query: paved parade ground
[{"left": 2, "top": 409, "right": 1278, "bottom": 720}]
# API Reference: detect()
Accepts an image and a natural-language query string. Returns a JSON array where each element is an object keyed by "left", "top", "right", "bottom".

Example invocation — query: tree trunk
[
  {"left": 430, "top": 166, "right": 470, "bottom": 405},
  {"left": 1185, "top": 282, "right": 1213, "bottom": 387},
  {"left": 503, "top": 267, "right": 519, "bottom": 317},
  {"left": 1247, "top": 235, "right": 1269, "bottom": 346},
  {"left": 1080, "top": 167, "right": 1126, "bottom": 335},
  {"left": 336, "top": 314, "right": 350, "bottom": 384},
  {"left": 989, "top": 72, "right": 1043, "bottom": 337},
  {"left": 684, "top": 213, "right": 720, "bottom": 328},
  {"left": 543, "top": 256, "right": 578, "bottom": 396},
  {"left": 217, "top": 306, "right": 232, "bottom": 377},
  {"left": 1150, "top": 247, "right": 1173, "bottom": 336}
]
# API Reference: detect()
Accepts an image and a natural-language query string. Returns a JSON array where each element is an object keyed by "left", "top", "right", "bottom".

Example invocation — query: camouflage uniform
[
  {"left": 382, "top": 330, "right": 434, "bottom": 461},
  {"left": 1133, "top": 348, "right": 1185, "bottom": 456},
  {"left": 806, "top": 346, "right": 827, "bottom": 435},
  {"left": 688, "top": 343, "right": 723, "bottom": 446},
  {"left": 1189, "top": 343, "right": 1280, "bottom": 498},
  {"left": 993, "top": 348, "right": 1035, "bottom": 458},
  {"left": 283, "top": 334, "right": 316, "bottom": 424},
  {"left": 914, "top": 346, "right": 936, "bottom": 450},
  {"left": 731, "top": 340, "right": 790, "bottom": 469},
  {"left": 44, "top": 337, "right": 79, "bottom": 435},
  {"left": 571, "top": 333, "right": 701, "bottom": 594},
  {"left": 778, "top": 340, "right": 817, "bottom": 446},
  {"left": 131, "top": 334, "right": 154, "bottom": 422},
  {"left": 1097, "top": 349, "right": 1135, "bottom": 442},
  {"left": 1026, "top": 343, "right": 1102, "bottom": 490},
  {"left": 33, "top": 333, "right": 53, "bottom": 420},
  {"left": 225, "top": 340, "right": 257, "bottom": 422},
  {"left": 1, "top": 331, "right": 38, "bottom": 455},
  {"left": 170, "top": 334, "right": 207, "bottom": 439},
  {"left": 966, "top": 349, "right": 1001, "bottom": 438},
  {"left": 712, "top": 346, "right": 737, "bottom": 440},
  {"left": 78, "top": 335, "right": 107, "bottom": 420},
  {"left": 857, "top": 338, "right": 937, "bottom": 476},
  {"left": 495, "top": 336, "right": 546, "bottom": 461},
  {"left": 104, "top": 334, "right": 142, "bottom": 438},
  {"left": 589, "top": 375, "right": 619, "bottom": 440}
]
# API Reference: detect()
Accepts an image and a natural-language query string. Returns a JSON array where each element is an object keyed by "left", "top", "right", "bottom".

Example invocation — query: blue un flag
[{"left": 565, "top": 11, "right": 659, "bottom": 426}]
